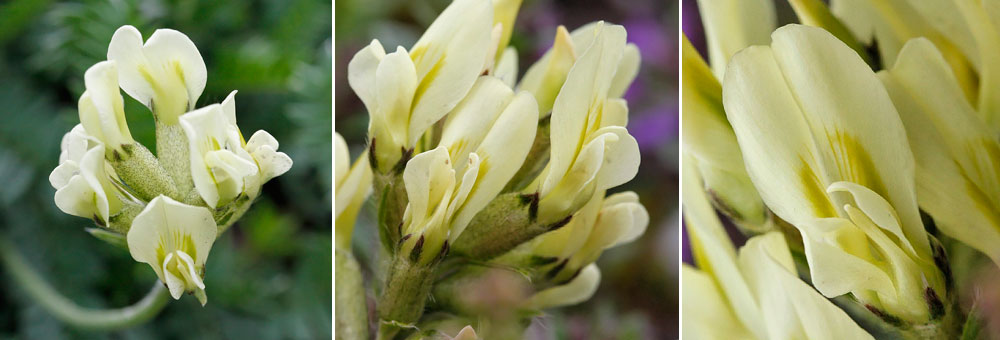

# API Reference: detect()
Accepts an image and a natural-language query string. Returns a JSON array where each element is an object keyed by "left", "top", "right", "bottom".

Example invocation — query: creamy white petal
[
  {"left": 608, "top": 43, "right": 640, "bottom": 98},
  {"left": 402, "top": 147, "right": 456, "bottom": 233},
  {"left": 531, "top": 191, "right": 603, "bottom": 259},
  {"left": 439, "top": 76, "right": 516, "bottom": 171},
  {"left": 725, "top": 25, "right": 930, "bottom": 257},
  {"left": 880, "top": 38, "right": 1000, "bottom": 265},
  {"left": 347, "top": 40, "right": 387, "bottom": 116},
  {"left": 545, "top": 22, "right": 626, "bottom": 195},
  {"left": 127, "top": 195, "right": 216, "bottom": 281},
  {"left": 246, "top": 130, "right": 292, "bottom": 183},
  {"left": 450, "top": 91, "right": 538, "bottom": 239},
  {"left": 738, "top": 232, "right": 875, "bottom": 340},
  {"left": 519, "top": 25, "right": 577, "bottom": 115},
  {"left": 376, "top": 47, "right": 418, "bottom": 144},
  {"left": 681, "top": 265, "right": 753, "bottom": 339},
  {"left": 80, "top": 61, "right": 132, "bottom": 149},
  {"left": 179, "top": 104, "right": 258, "bottom": 208},
  {"left": 681, "top": 157, "right": 765, "bottom": 338},
  {"left": 525, "top": 264, "right": 600, "bottom": 310},
  {"left": 591, "top": 126, "right": 640, "bottom": 191},
  {"left": 335, "top": 132, "right": 350, "bottom": 187},
  {"left": 696, "top": 0, "right": 776, "bottom": 78},
  {"left": 407, "top": 0, "right": 494, "bottom": 146},
  {"left": 142, "top": 28, "right": 207, "bottom": 111},
  {"left": 107, "top": 25, "right": 154, "bottom": 107},
  {"left": 493, "top": 47, "right": 519, "bottom": 87}
]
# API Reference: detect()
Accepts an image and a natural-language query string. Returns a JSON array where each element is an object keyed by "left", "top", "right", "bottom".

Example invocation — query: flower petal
[
  {"left": 879, "top": 38, "right": 1000, "bottom": 265},
  {"left": 695, "top": 0, "right": 776, "bottom": 78},
  {"left": 143, "top": 28, "right": 207, "bottom": 111},
  {"left": 525, "top": 264, "right": 600, "bottom": 309},
  {"left": 450, "top": 91, "right": 538, "bottom": 239},
  {"left": 545, "top": 22, "right": 626, "bottom": 196},
  {"left": 127, "top": 195, "right": 216, "bottom": 280},
  {"left": 608, "top": 43, "right": 640, "bottom": 98},
  {"left": 408, "top": 0, "right": 494, "bottom": 146}
]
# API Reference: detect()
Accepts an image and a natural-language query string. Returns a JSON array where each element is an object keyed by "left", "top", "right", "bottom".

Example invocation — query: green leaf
[{"left": 84, "top": 228, "right": 128, "bottom": 251}]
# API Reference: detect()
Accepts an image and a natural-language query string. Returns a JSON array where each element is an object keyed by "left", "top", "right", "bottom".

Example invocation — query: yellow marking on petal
[
  {"left": 410, "top": 48, "right": 445, "bottom": 120},
  {"left": 798, "top": 158, "right": 837, "bottom": 218},
  {"left": 825, "top": 131, "right": 887, "bottom": 199}
]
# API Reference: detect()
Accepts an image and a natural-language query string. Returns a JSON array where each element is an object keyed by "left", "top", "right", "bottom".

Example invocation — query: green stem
[{"left": 0, "top": 235, "right": 170, "bottom": 330}]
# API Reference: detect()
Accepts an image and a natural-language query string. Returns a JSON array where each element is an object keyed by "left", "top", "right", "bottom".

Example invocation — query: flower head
[
  {"left": 179, "top": 92, "right": 291, "bottom": 208},
  {"left": 348, "top": 0, "right": 494, "bottom": 173},
  {"left": 399, "top": 76, "right": 538, "bottom": 264},
  {"left": 532, "top": 22, "right": 640, "bottom": 223}
]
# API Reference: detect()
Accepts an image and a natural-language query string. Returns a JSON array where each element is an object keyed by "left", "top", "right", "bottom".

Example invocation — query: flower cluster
[
  {"left": 50, "top": 25, "right": 291, "bottom": 305},
  {"left": 684, "top": 0, "right": 1000, "bottom": 338},
  {"left": 336, "top": 0, "right": 646, "bottom": 338}
]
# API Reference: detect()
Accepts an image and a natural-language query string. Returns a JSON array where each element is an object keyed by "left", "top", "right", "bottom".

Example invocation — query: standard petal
[
  {"left": 82, "top": 61, "right": 132, "bottom": 148},
  {"left": 439, "top": 76, "right": 516, "bottom": 171},
  {"left": 608, "top": 43, "right": 640, "bottom": 98},
  {"left": 769, "top": 25, "right": 928, "bottom": 257},
  {"left": 128, "top": 195, "right": 217, "bottom": 267},
  {"left": 880, "top": 38, "right": 1000, "bottom": 265},
  {"left": 723, "top": 44, "right": 835, "bottom": 223},
  {"left": 143, "top": 28, "right": 207, "bottom": 111},
  {"left": 408, "top": 0, "right": 493, "bottom": 145},
  {"left": 450, "top": 91, "right": 538, "bottom": 239},
  {"left": 376, "top": 47, "right": 418, "bottom": 144},
  {"left": 545, "top": 22, "right": 626, "bottom": 196},
  {"left": 107, "top": 25, "right": 154, "bottom": 106},
  {"left": 347, "top": 40, "right": 387, "bottom": 115},
  {"left": 519, "top": 25, "right": 577, "bottom": 115}
]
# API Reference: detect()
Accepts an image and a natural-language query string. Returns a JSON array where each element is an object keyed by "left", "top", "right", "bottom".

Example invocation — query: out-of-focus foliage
[
  {"left": 0, "top": 0, "right": 332, "bottom": 337},
  {"left": 335, "top": 0, "right": 678, "bottom": 338}
]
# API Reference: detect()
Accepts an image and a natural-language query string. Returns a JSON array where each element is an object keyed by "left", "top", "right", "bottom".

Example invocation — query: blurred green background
[
  {"left": 335, "top": 0, "right": 678, "bottom": 338},
  {"left": 0, "top": 0, "right": 332, "bottom": 338}
]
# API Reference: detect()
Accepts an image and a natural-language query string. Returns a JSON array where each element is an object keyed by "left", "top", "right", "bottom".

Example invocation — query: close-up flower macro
[
  {"left": 335, "top": 0, "right": 677, "bottom": 338},
  {"left": 683, "top": 0, "right": 1000, "bottom": 339}
]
